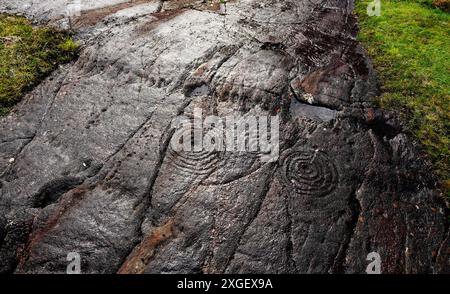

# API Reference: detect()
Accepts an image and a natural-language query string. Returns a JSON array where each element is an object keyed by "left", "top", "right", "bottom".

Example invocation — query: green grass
[
  {"left": 355, "top": 0, "right": 450, "bottom": 191},
  {"left": 0, "top": 14, "right": 79, "bottom": 115}
]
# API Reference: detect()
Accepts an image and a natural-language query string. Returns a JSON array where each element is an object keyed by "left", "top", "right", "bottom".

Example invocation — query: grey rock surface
[{"left": 0, "top": 0, "right": 448, "bottom": 274}]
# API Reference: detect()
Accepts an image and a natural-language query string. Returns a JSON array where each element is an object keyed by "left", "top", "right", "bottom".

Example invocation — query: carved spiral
[
  {"left": 282, "top": 150, "right": 338, "bottom": 197},
  {"left": 167, "top": 149, "right": 219, "bottom": 176},
  {"left": 167, "top": 127, "right": 220, "bottom": 176}
]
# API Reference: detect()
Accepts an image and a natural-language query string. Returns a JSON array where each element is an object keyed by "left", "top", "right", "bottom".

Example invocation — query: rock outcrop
[{"left": 0, "top": 0, "right": 448, "bottom": 274}]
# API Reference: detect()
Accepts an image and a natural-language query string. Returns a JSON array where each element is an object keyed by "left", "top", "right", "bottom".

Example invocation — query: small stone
[
  {"left": 8, "top": 158, "right": 15, "bottom": 163},
  {"left": 303, "top": 93, "right": 315, "bottom": 104}
]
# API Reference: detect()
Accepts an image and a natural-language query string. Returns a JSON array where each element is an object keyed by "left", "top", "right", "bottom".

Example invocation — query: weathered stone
[{"left": 0, "top": 0, "right": 448, "bottom": 274}]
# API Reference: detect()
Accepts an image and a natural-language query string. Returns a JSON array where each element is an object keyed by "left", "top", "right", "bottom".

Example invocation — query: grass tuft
[
  {"left": 0, "top": 14, "right": 79, "bottom": 115},
  {"left": 355, "top": 0, "right": 449, "bottom": 192}
]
